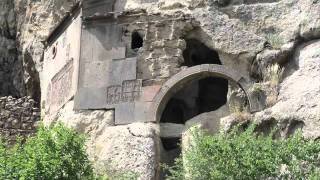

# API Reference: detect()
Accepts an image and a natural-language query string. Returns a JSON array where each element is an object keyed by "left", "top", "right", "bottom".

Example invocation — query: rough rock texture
[
  {"left": 50, "top": 100, "right": 159, "bottom": 179},
  {"left": 254, "top": 40, "right": 320, "bottom": 139},
  {"left": 0, "top": 96, "right": 40, "bottom": 143},
  {"left": 0, "top": 0, "right": 24, "bottom": 97},
  {"left": 1, "top": 0, "right": 320, "bottom": 179},
  {"left": 186, "top": 104, "right": 229, "bottom": 134},
  {"left": 14, "top": 0, "right": 78, "bottom": 102},
  {"left": 92, "top": 123, "right": 158, "bottom": 180}
]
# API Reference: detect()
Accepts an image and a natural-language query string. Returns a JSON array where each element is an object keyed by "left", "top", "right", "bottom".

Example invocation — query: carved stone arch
[{"left": 149, "top": 64, "right": 261, "bottom": 123}]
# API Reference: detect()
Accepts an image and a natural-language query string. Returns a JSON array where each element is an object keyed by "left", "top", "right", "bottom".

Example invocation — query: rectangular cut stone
[
  {"left": 134, "top": 102, "right": 153, "bottom": 122},
  {"left": 43, "top": 12, "right": 81, "bottom": 116},
  {"left": 106, "top": 85, "right": 122, "bottom": 105},
  {"left": 115, "top": 102, "right": 136, "bottom": 125},
  {"left": 109, "top": 58, "right": 137, "bottom": 85},
  {"left": 74, "top": 87, "right": 107, "bottom": 110},
  {"left": 80, "top": 24, "right": 125, "bottom": 62},
  {"left": 79, "top": 61, "right": 111, "bottom": 88},
  {"left": 140, "top": 85, "right": 161, "bottom": 102},
  {"left": 47, "top": 60, "right": 74, "bottom": 114},
  {"left": 105, "top": 79, "right": 142, "bottom": 105},
  {"left": 78, "top": 23, "right": 130, "bottom": 90},
  {"left": 121, "top": 79, "right": 142, "bottom": 102},
  {"left": 160, "top": 123, "right": 185, "bottom": 138}
]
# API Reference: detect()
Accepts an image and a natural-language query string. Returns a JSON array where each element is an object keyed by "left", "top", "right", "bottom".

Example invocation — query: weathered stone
[
  {"left": 149, "top": 64, "right": 260, "bottom": 123},
  {"left": 253, "top": 40, "right": 320, "bottom": 139},
  {"left": 91, "top": 123, "right": 159, "bottom": 180},
  {"left": 160, "top": 123, "right": 185, "bottom": 138},
  {"left": 114, "top": 102, "right": 136, "bottom": 125},
  {"left": 74, "top": 87, "right": 108, "bottom": 110},
  {"left": 108, "top": 58, "right": 137, "bottom": 85},
  {"left": 0, "top": 96, "right": 39, "bottom": 143},
  {"left": 2, "top": 0, "right": 320, "bottom": 179},
  {"left": 185, "top": 105, "right": 230, "bottom": 134}
]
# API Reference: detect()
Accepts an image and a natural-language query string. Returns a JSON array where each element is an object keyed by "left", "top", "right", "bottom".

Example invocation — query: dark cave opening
[
  {"left": 159, "top": 39, "right": 229, "bottom": 178},
  {"left": 182, "top": 39, "right": 221, "bottom": 66},
  {"left": 131, "top": 32, "right": 143, "bottom": 50}
]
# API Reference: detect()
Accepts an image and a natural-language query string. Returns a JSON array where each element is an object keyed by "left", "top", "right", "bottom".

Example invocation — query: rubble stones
[{"left": 0, "top": 96, "right": 40, "bottom": 143}]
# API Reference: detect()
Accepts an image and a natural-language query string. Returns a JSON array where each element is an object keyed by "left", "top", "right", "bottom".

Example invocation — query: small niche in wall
[{"left": 131, "top": 31, "right": 143, "bottom": 50}]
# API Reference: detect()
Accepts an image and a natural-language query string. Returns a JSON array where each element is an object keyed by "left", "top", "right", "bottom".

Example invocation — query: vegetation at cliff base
[
  {"left": 0, "top": 123, "right": 95, "bottom": 180},
  {"left": 166, "top": 125, "right": 320, "bottom": 180}
]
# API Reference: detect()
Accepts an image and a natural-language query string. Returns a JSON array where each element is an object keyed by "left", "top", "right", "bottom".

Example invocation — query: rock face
[
  {"left": 254, "top": 40, "right": 320, "bottom": 139},
  {"left": 0, "top": 0, "right": 23, "bottom": 97},
  {"left": 0, "top": 0, "right": 320, "bottom": 179},
  {"left": 50, "top": 100, "right": 159, "bottom": 179}
]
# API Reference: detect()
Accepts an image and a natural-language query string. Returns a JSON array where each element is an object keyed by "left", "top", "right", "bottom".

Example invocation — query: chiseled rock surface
[
  {"left": 185, "top": 104, "right": 230, "bottom": 134},
  {"left": 1, "top": 0, "right": 320, "bottom": 179},
  {"left": 254, "top": 40, "right": 320, "bottom": 138},
  {"left": 50, "top": 101, "right": 159, "bottom": 180},
  {"left": 14, "top": 0, "right": 78, "bottom": 101},
  {"left": 6, "top": 0, "right": 320, "bottom": 98},
  {"left": 93, "top": 123, "right": 159, "bottom": 180}
]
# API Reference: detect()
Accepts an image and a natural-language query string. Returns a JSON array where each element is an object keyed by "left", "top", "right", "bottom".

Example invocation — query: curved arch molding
[{"left": 148, "top": 64, "right": 262, "bottom": 123}]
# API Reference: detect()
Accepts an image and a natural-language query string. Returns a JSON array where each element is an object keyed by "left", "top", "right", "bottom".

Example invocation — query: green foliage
[
  {"left": 95, "top": 162, "right": 139, "bottom": 180},
  {"left": 0, "top": 123, "right": 95, "bottom": 180},
  {"left": 166, "top": 125, "right": 320, "bottom": 180}
]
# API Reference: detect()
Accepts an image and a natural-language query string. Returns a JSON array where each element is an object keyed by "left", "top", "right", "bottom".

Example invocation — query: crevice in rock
[
  {"left": 23, "top": 51, "right": 41, "bottom": 104},
  {"left": 254, "top": 118, "right": 277, "bottom": 136}
]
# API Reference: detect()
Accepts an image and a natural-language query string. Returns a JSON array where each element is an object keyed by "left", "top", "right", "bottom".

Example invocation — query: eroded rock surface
[
  {"left": 0, "top": 0, "right": 320, "bottom": 179},
  {"left": 254, "top": 40, "right": 320, "bottom": 139}
]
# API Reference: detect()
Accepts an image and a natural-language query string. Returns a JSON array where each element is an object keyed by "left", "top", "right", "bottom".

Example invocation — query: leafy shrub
[
  {"left": 0, "top": 123, "right": 95, "bottom": 180},
  {"left": 95, "top": 164, "right": 139, "bottom": 180},
  {"left": 166, "top": 125, "right": 320, "bottom": 180}
]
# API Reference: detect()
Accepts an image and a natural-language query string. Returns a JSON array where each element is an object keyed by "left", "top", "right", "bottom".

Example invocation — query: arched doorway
[
  {"left": 151, "top": 64, "right": 259, "bottom": 123},
  {"left": 153, "top": 64, "right": 260, "bottom": 178}
]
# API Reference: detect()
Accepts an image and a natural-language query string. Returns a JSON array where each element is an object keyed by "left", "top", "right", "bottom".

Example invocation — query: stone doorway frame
[{"left": 149, "top": 64, "right": 261, "bottom": 123}]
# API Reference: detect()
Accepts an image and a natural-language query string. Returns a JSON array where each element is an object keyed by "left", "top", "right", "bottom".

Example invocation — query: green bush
[
  {"left": 0, "top": 123, "right": 95, "bottom": 180},
  {"left": 166, "top": 125, "right": 320, "bottom": 180}
]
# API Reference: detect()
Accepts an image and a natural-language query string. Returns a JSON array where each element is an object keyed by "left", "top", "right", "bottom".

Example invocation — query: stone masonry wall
[{"left": 0, "top": 96, "right": 40, "bottom": 142}]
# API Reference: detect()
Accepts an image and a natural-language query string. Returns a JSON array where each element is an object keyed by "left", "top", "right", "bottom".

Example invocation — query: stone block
[
  {"left": 79, "top": 60, "right": 111, "bottom": 88},
  {"left": 80, "top": 24, "right": 125, "bottom": 62},
  {"left": 134, "top": 101, "right": 152, "bottom": 122},
  {"left": 47, "top": 59, "right": 74, "bottom": 115},
  {"left": 160, "top": 123, "right": 185, "bottom": 138},
  {"left": 115, "top": 102, "right": 136, "bottom": 125},
  {"left": 140, "top": 85, "right": 162, "bottom": 102},
  {"left": 74, "top": 87, "right": 107, "bottom": 110},
  {"left": 108, "top": 58, "right": 137, "bottom": 85}
]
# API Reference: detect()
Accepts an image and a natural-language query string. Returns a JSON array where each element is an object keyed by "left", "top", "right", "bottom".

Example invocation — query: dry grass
[
  {"left": 248, "top": 64, "right": 284, "bottom": 108},
  {"left": 263, "top": 63, "right": 284, "bottom": 87},
  {"left": 263, "top": 64, "right": 284, "bottom": 107},
  {"left": 266, "top": 34, "right": 284, "bottom": 49}
]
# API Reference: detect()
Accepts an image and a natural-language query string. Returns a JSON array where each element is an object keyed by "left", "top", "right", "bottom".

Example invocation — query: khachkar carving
[
  {"left": 107, "top": 80, "right": 142, "bottom": 105},
  {"left": 46, "top": 59, "right": 74, "bottom": 114}
]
